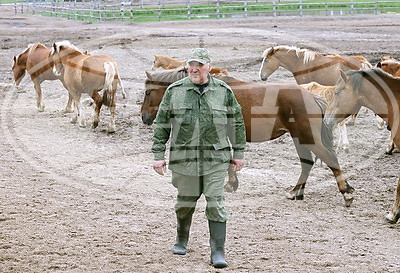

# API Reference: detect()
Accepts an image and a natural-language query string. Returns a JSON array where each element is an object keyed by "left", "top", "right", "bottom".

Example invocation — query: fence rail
[{"left": 8, "top": 0, "right": 400, "bottom": 22}]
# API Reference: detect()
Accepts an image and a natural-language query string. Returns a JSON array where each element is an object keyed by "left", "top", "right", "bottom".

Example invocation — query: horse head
[
  {"left": 259, "top": 47, "right": 280, "bottom": 81},
  {"left": 141, "top": 71, "right": 168, "bottom": 125},
  {"left": 50, "top": 40, "right": 84, "bottom": 76},
  {"left": 325, "top": 70, "right": 362, "bottom": 129},
  {"left": 12, "top": 55, "right": 27, "bottom": 85}
]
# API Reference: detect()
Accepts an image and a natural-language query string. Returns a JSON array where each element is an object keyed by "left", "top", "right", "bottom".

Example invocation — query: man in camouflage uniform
[{"left": 152, "top": 48, "right": 246, "bottom": 268}]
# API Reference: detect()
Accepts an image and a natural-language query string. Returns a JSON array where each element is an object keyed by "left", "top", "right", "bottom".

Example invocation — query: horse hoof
[
  {"left": 107, "top": 126, "right": 116, "bottom": 134},
  {"left": 285, "top": 192, "right": 296, "bottom": 200},
  {"left": 343, "top": 193, "right": 354, "bottom": 207},
  {"left": 92, "top": 122, "right": 99, "bottom": 129},
  {"left": 295, "top": 195, "right": 304, "bottom": 200},
  {"left": 385, "top": 212, "right": 399, "bottom": 224}
]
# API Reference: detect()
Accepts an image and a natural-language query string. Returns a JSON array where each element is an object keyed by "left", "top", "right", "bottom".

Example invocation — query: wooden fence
[{"left": 9, "top": 0, "right": 400, "bottom": 22}]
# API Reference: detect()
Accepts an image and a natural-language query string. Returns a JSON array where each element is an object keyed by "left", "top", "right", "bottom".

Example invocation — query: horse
[
  {"left": 151, "top": 54, "right": 230, "bottom": 76},
  {"left": 151, "top": 54, "right": 186, "bottom": 70},
  {"left": 376, "top": 56, "right": 400, "bottom": 77},
  {"left": 324, "top": 68, "right": 400, "bottom": 223},
  {"left": 141, "top": 69, "right": 355, "bottom": 207},
  {"left": 50, "top": 40, "right": 121, "bottom": 133},
  {"left": 300, "top": 82, "right": 350, "bottom": 151},
  {"left": 259, "top": 45, "right": 372, "bottom": 86},
  {"left": 12, "top": 43, "right": 127, "bottom": 113},
  {"left": 376, "top": 57, "right": 400, "bottom": 154},
  {"left": 12, "top": 42, "right": 73, "bottom": 112}
]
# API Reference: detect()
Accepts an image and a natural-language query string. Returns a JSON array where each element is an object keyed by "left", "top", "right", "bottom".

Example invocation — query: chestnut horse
[
  {"left": 50, "top": 41, "right": 120, "bottom": 133},
  {"left": 151, "top": 54, "right": 230, "bottom": 76},
  {"left": 324, "top": 68, "right": 400, "bottom": 223},
  {"left": 142, "top": 69, "right": 355, "bottom": 206},
  {"left": 12, "top": 42, "right": 73, "bottom": 112},
  {"left": 259, "top": 45, "right": 372, "bottom": 85}
]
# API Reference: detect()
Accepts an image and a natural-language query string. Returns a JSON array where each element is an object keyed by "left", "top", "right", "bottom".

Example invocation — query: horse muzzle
[{"left": 141, "top": 112, "right": 155, "bottom": 125}]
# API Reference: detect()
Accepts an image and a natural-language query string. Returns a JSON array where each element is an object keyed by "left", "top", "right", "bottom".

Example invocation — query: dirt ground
[{"left": 1, "top": 6, "right": 400, "bottom": 272}]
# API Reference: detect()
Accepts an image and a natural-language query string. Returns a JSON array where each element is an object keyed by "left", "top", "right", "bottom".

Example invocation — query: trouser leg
[
  {"left": 203, "top": 171, "right": 228, "bottom": 267},
  {"left": 171, "top": 173, "right": 201, "bottom": 255}
]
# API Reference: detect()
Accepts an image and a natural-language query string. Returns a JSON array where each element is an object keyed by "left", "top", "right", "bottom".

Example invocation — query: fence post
[
  {"left": 217, "top": 0, "right": 220, "bottom": 19},
  {"left": 244, "top": 0, "right": 248, "bottom": 18},
  {"left": 299, "top": 0, "right": 303, "bottom": 16},
  {"left": 187, "top": 0, "right": 191, "bottom": 20},
  {"left": 350, "top": 0, "right": 354, "bottom": 15},
  {"left": 158, "top": 0, "right": 162, "bottom": 21},
  {"left": 325, "top": 0, "right": 328, "bottom": 16},
  {"left": 273, "top": 0, "right": 276, "bottom": 17},
  {"left": 90, "top": 0, "right": 93, "bottom": 23}
]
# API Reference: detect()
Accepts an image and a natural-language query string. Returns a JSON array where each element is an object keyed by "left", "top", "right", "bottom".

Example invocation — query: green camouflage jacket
[{"left": 152, "top": 76, "right": 246, "bottom": 176}]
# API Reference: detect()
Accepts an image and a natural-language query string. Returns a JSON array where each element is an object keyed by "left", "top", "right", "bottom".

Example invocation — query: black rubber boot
[
  {"left": 171, "top": 215, "right": 192, "bottom": 255},
  {"left": 208, "top": 220, "right": 228, "bottom": 268}
]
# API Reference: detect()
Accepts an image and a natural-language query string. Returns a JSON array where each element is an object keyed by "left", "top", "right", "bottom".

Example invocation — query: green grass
[{"left": 19, "top": 0, "right": 400, "bottom": 23}]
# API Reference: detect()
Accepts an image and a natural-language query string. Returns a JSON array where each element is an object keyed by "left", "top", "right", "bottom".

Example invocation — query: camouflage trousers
[{"left": 171, "top": 171, "right": 228, "bottom": 222}]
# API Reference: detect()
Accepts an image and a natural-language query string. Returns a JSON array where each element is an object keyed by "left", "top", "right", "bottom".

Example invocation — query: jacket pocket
[
  {"left": 172, "top": 106, "right": 194, "bottom": 144},
  {"left": 212, "top": 106, "right": 228, "bottom": 125}
]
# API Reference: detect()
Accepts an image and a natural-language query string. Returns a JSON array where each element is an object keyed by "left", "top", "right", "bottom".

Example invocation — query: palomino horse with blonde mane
[
  {"left": 259, "top": 45, "right": 371, "bottom": 85},
  {"left": 50, "top": 41, "right": 121, "bottom": 133},
  {"left": 12, "top": 42, "right": 73, "bottom": 112},
  {"left": 324, "top": 68, "right": 400, "bottom": 223},
  {"left": 142, "top": 69, "right": 355, "bottom": 206}
]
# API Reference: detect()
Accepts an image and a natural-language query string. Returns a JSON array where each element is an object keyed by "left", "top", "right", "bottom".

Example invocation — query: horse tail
[
  {"left": 102, "top": 62, "right": 117, "bottom": 107},
  {"left": 313, "top": 96, "right": 335, "bottom": 155}
]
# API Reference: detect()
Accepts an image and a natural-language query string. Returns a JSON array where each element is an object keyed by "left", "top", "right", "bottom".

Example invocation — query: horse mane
[
  {"left": 51, "top": 40, "right": 84, "bottom": 55},
  {"left": 346, "top": 67, "right": 397, "bottom": 92},
  {"left": 262, "top": 45, "right": 318, "bottom": 65}
]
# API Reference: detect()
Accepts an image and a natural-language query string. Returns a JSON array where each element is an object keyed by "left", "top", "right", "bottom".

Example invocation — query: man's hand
[
  {"left": 153, "top": 160, "right": 167, "bottom": 175},
  {"left": 231, "top": 158, "right": 245, "bottom": 171}
]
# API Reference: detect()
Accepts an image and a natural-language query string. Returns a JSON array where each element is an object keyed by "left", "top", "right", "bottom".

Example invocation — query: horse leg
[
  {"left": 386, "top": 178, "right": 400, "bottom": 223},
  {"left": 375, "top": 114, "right": 385, "bottom": 130},
  {"left": 386, "top": 138, "right": 400, "bottom": 223},
  {"left": 61, "top": 80, "right": 74, "bottom": 113},
  {"left": 64, "top": 93, "right": 74, "bottom": 113},
  {"left": 313, "top": 146, "right": 355, "bottom": 207},
  {"left": 338, "top": 121, "right": 349, "bottom": 152},
  {"left": 107, "top": 90, "right": 117, "bottom": 133},
  {"left": 91, "top": 91, "right": 102, "bottom": 129},
  {"left": 70, "top": 92, "right": 84, "bottom": 127},
  {"left": 286, "top": 138, "right": 314, "bottom": 201},
  {"left": 33, "top": 81, "right": 44, "bottom": 112}
]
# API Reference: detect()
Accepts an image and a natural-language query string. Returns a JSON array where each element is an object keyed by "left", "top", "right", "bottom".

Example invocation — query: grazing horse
[
  {"left": 12, "top": 42, "right": 73, "bottom": 112},
  {"left": 324, "top": 68, "right": 400, "bottom": 223},
  {"left": 50, "top": 41, "right": 120, "bottom": 133},
  {"left": 259, "top": 45, "right": 372, "bottom": 85},
  {"left": 151, "top": 54, "right": 230, "bottom": 76},
  {"left": 142, "top": 69, "right": 355, "bottom": 206}
]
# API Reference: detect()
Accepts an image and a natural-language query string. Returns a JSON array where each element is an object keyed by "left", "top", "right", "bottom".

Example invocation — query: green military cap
[{"left": 187, "top": 48, "right": 212, "bottom": 64}]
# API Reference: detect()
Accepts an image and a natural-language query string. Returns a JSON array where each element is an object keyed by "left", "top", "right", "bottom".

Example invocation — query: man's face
[{"left": 188, "top": 61, "right": 212, "bottom": 85}]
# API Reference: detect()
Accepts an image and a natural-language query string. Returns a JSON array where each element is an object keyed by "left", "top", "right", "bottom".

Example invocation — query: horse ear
[
  {"left": 339, "top": 70, "right": 348, "bottom": 83},
  {"left": 376, "top": 61, "right": 382, "bottom": 68},
  {"left": 145, "top": 70, "right": 154, "bottom": 80},
  {"left": 52, "top": 43, "right": 57, "bottom": 53}
]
